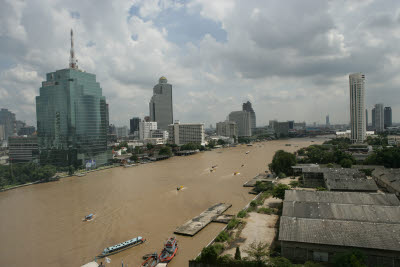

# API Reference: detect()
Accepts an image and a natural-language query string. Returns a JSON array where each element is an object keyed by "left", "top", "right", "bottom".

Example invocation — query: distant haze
[{"left": 0, "top": 0, "right": 398, "bottom": 126}]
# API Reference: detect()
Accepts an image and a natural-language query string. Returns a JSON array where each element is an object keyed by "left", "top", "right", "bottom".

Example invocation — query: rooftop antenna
[{"left": 69, "top": 29, "right": 78, "bottom": 69}]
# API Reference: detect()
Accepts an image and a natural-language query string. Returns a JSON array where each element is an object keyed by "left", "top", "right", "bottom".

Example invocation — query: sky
[{"left": 0, "top": 0, "right": 399, "bottom": 127}]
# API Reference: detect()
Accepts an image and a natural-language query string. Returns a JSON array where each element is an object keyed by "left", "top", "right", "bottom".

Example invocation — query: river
[{"left": 0, "top": 137, "right": 326, "bottom": 267}]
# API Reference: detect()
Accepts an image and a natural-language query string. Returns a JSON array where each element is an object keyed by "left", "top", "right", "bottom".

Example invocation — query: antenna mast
[{"left": 69, "top": 29, "right": 78, "bottom": 69}]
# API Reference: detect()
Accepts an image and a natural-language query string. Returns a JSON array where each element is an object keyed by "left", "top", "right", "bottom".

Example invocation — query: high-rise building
[
  {"left": 228, "top": 111, "right": 252, "bottom": 137},
  {"left": 349, "top": 73, "right": 366, "bottom": 143},
  {"left": 216, "top": 121, "right": 238, "bottom": 138},
  {"left": 168, "top": 121, "right": 205, "bottom": 146},
  {"left": 0, "top": 125, "right": 5, "bottom": 141},
  {"left": 372, "top": 108, "right": 376, "bottom": 129},
  {"left": 18, "top": 126, "right": 36, "bottom": 136},
  {"left": 384, "top": 107, "right": 392, "bottom": 128},
  {"left": 139, "top": 121, "right": 157, "bottom": 140},
  {"left": 374, "top": 103, "right": 384, "bottom": 133},
  {"left": 326, "top": 115, "right": 330, "bottom": 127},
  {"left": 0, "top": 108, "right": 16, "bottom": 140},
  {"left": 365, "top": 109, "right": 368, "bottom": 127},
  {"left": 116, "top": 126, "right": 129, "bottom": 138},
  {"left": 36, "top": 29, "right": 110, "bottom": 167},
  {"left": 130, "top": 117, "right": 141, "bottom": 134},
  {"left": 149, "top": 76, "right": 173, "bottom": 130},
  {"left": 242, "top": 101, "right": 256, "bottom": 131}
]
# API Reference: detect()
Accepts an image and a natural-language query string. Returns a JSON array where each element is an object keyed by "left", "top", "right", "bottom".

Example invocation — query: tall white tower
[{"left": 349, "top": 73, "right": 366, "bottom": 143}]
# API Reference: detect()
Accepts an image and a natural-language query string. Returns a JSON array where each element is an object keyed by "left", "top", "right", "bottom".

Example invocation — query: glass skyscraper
[
  {"left": 149, "top": 77, "right": 173, "bottom": 130},
  {"left": 36, "top": 69, "right": 110, "bottom": 167}
]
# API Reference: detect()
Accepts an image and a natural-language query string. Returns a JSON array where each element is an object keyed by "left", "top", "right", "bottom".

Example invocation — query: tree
[
  {"left": 146, "top": 143, "right": 155, "bottom": 150},
  {"left": 244, "top": 241, "right": 269, "bottom": 263},
  {"left": 68, "top": 165, "right": 75, "bottom": 176},
  {"left": 272, "top": 184, "right": 290, "bottom": 199},
  {"left": 159, "top": 146, "right": 172, "bottom": 156},
  {"left": 134, "top": 146, "right": 143, "bottom": 154},
  {"left": 197, "top": 246, "right": 218, "bottom": 264},
  {"left": 333, "top": 250, "right": 367, "bottom": 267},
  {"left": 269, "top": 150, "right": 297, "bottom": 176},
  {"left": 270, "top": 257, "right": 292, "bottom": 267},
  {"left": 207, "top": 139, "right": 216, "bottom": 148},
  {"left": 340, "top": 158, "right": 353, "bottom": 168},
  {"left": 130, "top": 154, "right": 138, "bottom": 162},
  {"left": 234, "top": 246, "right": 241, "bottom": 260},
  {"left": 0, "top": 175, "right": 7, "bottom": 189},
  {"left": 217, "top": 139, "right": 226, "bottom": 145},
  {"left": 181, "top": 143, "right": 200, "bottom": 151}
]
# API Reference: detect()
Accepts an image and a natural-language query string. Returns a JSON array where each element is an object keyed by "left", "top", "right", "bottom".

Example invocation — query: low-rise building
[
  {"left": 279, "top": 190, "right": 400, "bottom": 266},
  {"left": 8, "top": 135, "right": 39, "bottom": 163},
  {"left": 168, "top": 121, "right": 205, "bottom": 146},
  {"left": 150, "top": 129, "right": 169, "bottom": 143},
  {"left": 372, "top": 168, "right": 400, "bottom": 197}
]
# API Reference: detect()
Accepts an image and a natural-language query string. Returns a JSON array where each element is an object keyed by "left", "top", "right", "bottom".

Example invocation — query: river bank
[{"left": 0, "top": 137, "right": 327, "bottom": 267}]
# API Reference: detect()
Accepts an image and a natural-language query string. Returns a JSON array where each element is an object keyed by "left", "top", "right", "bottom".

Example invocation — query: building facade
[
  {"left": 242, "top": 101, "right": 256, "bottom": 131},
  {"left": 35, "top": 30, "right": 110, "bottom": 167},
  {"left": 8, "top": 135, "right": 39, "bottom": 163},
  {"left": 168, "top": 121, "right": 205, "bottom": 146},
  {"left": 149, "top": 77, "right": 173, "bottom": 130},
  {"left": 365, "top": 109, "right": 368, "bottom": 127},
  {"left": 0, "top": 108, "right": 16, "bottom": 140},
  {"left": 130, "top": 117, "right": 141, "bottom": 134},
  {"left": 372, "top": 107, "right": 376, "bottom": 129},
  {"left": 384, "top": 107, "right": 392, "bottom": 128},
  {"left": 18, "top": 126, "right": 36, "bottom": 136},
  {"left": 116, "top": 126, "right": 129, "bottom": 138},
  {"left": 216, "top": 121, "right": 238, "bottom": 138},
  {"left": 139, "top": 121, "right": 157, "bottom": 140},
  {"left": 375, "top": 103, "right": 384, "bottom": 133},
  {"left": 349, "top": 73, "right": 366, "bottom": 143},
  {"left": 228, "top": 111, "right": 252, "bottom": 137}
]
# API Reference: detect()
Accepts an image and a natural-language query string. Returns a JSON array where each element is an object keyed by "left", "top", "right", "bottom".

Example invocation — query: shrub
[
  {"left": 227, "top": 217, "right": 240, "bottom": 230},
  {"left": 269, "top": 256, "right": 292, "bottom": 267},
  {"left": 272, "top": 184, "right": 291, "bottom": 199},
  {"left": 257, "top": 207, "right": 274, "bottom": 214},
  {"left": 340, "top": 158, "right": 353, "bottom": 168},
  {"left": 316, "top": 187, "right": 327, "bottom": 191},
  {"left": 235, "top": 246, "right": 241, "bottom": 260},
  {"left": 215, "top": 231, "right": 230, "bottom": 242},
  {"left": 289, "top": 181, "right": 299, "bottom": 188},
  {"left": 237, "top": 210, "right": 247, "bottom": 218},
  {"left": 333, "top": 249, "right": 367, "bottom": 267}
]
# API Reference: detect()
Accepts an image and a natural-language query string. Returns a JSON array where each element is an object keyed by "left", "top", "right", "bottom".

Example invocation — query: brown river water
[{"left": 0, "top": 137, "right": 326, "bottom": 267}]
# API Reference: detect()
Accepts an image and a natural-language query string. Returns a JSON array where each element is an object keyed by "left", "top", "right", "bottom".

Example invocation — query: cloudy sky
[{"left": 0, "top": 0, "right": 399, "bottom": 127}]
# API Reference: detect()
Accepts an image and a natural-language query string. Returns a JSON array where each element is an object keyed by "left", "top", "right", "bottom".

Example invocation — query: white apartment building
[
  {"left": 139, "top": 121, "right": 157, "bottom": 140},
  {"left": 216, "top": 121, "right": 238, "bottom": 138},
  {"left": 168, "top": 121, "right": 205, "bottom": 146},
  {"left": 374, "top": 103, "right": 384, "bottom": 133},
  {"left": 228, "top": 111, "right": 252, "bottom": 137},
  {"left": 349, "top": 73, "right": 366, "bottom": 143}
]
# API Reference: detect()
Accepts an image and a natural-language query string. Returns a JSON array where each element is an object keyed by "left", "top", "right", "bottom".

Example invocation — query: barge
[{"left": 98, "top": 236, "right": 145, "bottom": 257}]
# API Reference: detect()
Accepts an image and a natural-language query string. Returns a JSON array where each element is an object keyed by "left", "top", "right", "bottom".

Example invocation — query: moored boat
[
  {"left": 83, "top": 213, "right": 95, "bottom": 221},
  {"left": 98, "top": 236, "right": 145, "bottom": 257},
  {"left": 140, "top": 252, "right": 159, "bottom": 267},
  {"left": 158, "top": 237, "right": 178, "bottom": 263}
]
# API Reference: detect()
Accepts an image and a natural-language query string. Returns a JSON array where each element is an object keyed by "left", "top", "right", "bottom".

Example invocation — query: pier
[
  {"left": 243, "top": 173, "right": 272, "bottom": 187},
  {"left": 174, "top": 203, "right": 232, "bottom": 236}
]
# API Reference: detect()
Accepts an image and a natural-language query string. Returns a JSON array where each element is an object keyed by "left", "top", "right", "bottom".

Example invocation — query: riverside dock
[
  {"left": 243, "top": 173, "right": 271, "bottom": 187},
  {"left": 174, "top": 203, "right": 232, "bottom": 236}
]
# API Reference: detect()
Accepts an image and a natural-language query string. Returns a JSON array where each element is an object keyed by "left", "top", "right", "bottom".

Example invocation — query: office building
[
  {"left": 288, "top": 120, "right": 294, "bottom": 130},
  {"left": 365, "top": 109, "right": 368, "bottom": 127},
  {"left": 216, "top": 121, "right": 238, "bottom": 138},
  {"left": 228, "top": 111, "right": 252, "bottom": 137},
  {"left": 0, "top": 108, "right": 16, "bottom": 140},
  {"left": 0, "top": 125, "right": 5, "bottom": 141},
  {"left": 149, "top": 76, "right": 173, "bottom": 130},
  {"left": 168, "top": 121, "right": 205, "bottom": 146},
  {"left": 139, "top": 121, "right": 157, "bottom": 140},
  {"left": 116, "top": 126, "right": 129, "bottom": 138},
  {"left": 372, "top": 107, "right": 376, "bottom": 129},
  {"left": 18, "top": 126, "right": 35, "bottom": 136},
  {"left": 375, "top": 103, "right": 384, "bottom": 133},
  {"left": 36, "top": 30, "right": 110, "bottom": 167},
  {"left": 130, "top": 117, "right": 141, "bottom": 134},
  {"left": 276, "top": 121, "right": 290, "bottom": 137},
  {"left": 242, "top": 101, "right": 256, "bottom": 131},
  {"left": 326, "top": 115, "right": 330, "bottom": 127},
  {"left": 384, "top": 107, "right": 392, "bottom": 128},
  {"left": 349, "top": 73, "right": 366, "bottom": 143},
  {"left": 150, "top": 129, "right": 169, "bottom": 143},
  {"left": 8, "top": 135, "right": 39, "bottom": 163}
]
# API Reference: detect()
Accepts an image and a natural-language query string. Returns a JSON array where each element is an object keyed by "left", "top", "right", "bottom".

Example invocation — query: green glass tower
[{"left": 35, "top": 30, "right": 110, "bottom": 167}]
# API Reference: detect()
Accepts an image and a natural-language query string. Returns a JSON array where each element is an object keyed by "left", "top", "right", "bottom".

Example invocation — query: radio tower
[{"left": 69, "top": 29, "right": 78, "bottom": 69}]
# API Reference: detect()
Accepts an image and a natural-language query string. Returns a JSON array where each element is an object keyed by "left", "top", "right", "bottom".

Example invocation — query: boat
[
  {"left": 234, "top": 172, "right": 240, "bottom": 175},
  {"left": 247, "top": 144, "right": 253, "bottom": 146},
  {"left": 177, "top": 186, "right": 184, "bottom": 191},
  {"left": 141, "top": 252, "right": 159, "bottom": 267},
  {"left": 98, "top": 236, "right": 146, "bottom": 257},
  {"left": 77, "top": 173, "right": 86, "bottom": 177},
  {"left": 245, "top": 151, "right": 250, "bottom": 154},
  {"left": 212, "top": 165, "right": 217, "bottom": 168},
  {"left": 159, "top": 237, "right": 178, "bottom": 263},
  {"left": 83, "top": 213, "right": 95, "bottom": 222},
  {"left": 124, "top": 164, "right": 136, "bottom": 168}
]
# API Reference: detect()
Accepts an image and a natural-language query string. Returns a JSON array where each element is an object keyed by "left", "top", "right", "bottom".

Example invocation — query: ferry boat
[
  {"left": 176, "top": 186, "right": 184, "bottom": 191},
  {"left": 98, "top": 236, "right": 145, "bottom": 257},
  {"left": 140, "top": 253, "right": 159, "bottom": 267},
  {"left": 159, "top": 237, "right": 178, "bottom": 263}
]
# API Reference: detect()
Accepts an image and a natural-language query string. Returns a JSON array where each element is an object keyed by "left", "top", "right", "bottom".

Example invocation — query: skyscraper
[
  {"left": 36, "top": 29, "right": 110, "bottom": 167},
  {"left": 149, "top": 76, "right": 173, "bottom": 130},
  {"left": 130, "top": 117, "right": 141, "bottom": 134},
  {"left": 349, "top": 73, "right": 366, "bottom": 143},
  {"left": 372, "top": 107, "right": 376, "bottom": 129},
  {"left": 365, "top": 109, "right": 368, "bottom": 128},
  {"left": 242, "top": 101, "right": 256, "bottom": 131},
  {"left": 228, "top": 111, "right": 252, "bottom": 137},
  {"left": 384, "top": 107, "right": 392, "bottom": 128},
  {"left": 374, "top": 103, "right": 384, "bottom": 133},
  {"left": 326, "top": 115, "right": 330, "bottom": 127},
  {"left": 0, "top": 108, "right": 16, "bottom": 140}
]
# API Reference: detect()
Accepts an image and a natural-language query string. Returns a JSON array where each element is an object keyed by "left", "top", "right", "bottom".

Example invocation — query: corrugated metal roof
[
  {"left": 324, "top": 177, "right": 378, "bottom": 191},
  {"left": 284, "top": 190, "right": 400, "bottom": 206},
  {"left": 279, "top": 216, "right": 400, "bottom": 251},
  {"left": 282, "top": 201, "right": 400, "bottom": 223},
  {"left": 372, "top": 169, "right": 400, "bottom": 192}
]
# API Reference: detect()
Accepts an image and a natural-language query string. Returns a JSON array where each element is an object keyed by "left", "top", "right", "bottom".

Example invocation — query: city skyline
[{"left": 0, "top": 1, "right": 399, "bottom": 127}]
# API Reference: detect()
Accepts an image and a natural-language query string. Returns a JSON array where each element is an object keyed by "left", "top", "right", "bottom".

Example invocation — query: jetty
[
  {"left": 243, "top": 173, "right": 272, "bottom": 187},
  {"left": 174, "top": 203, "right": 232, "bottom": 236}
]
